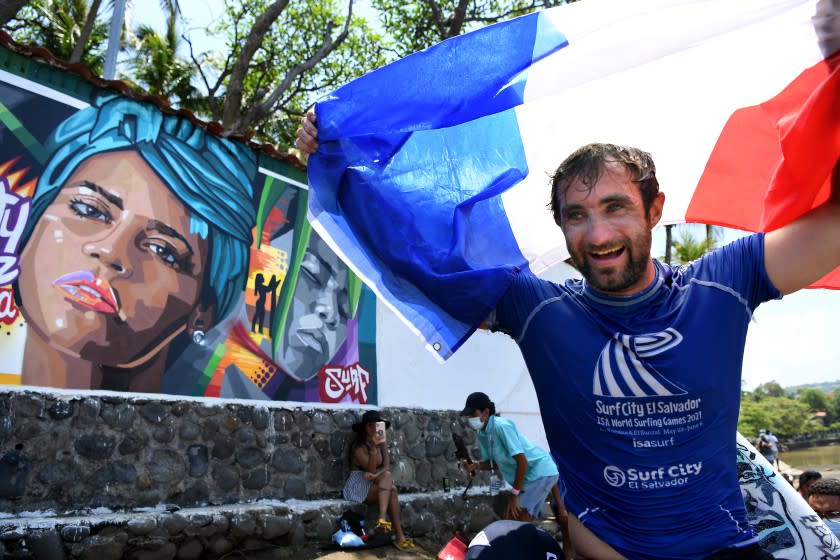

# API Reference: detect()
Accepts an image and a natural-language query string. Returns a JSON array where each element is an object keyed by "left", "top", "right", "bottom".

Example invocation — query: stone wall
[
  {"left": 0, "top": 492, "right": 510, "bottom": 559},
  {"left": 0, "top": 390, "right": 533, "bottom": 558},
  {"left": 0, "top": 390, "right": 488, "bottom": 513}
]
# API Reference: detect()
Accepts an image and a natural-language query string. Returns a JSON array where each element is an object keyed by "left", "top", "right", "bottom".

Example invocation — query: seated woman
[{"left": 343, "top": 410, "right": 414, "bottom": 550}]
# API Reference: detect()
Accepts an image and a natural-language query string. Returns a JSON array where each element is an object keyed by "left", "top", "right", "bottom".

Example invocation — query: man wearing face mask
[
  {"left": 807, "top": 478, "right": 840, "bottom": 538},
  {"left": 460, "top": 392, "right": 560, "bottom": 522}
]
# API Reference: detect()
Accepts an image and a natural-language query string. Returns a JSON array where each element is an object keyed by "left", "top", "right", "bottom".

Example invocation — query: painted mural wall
[{"left": 0, "top": 71, "right": 377, "bottom": 404}]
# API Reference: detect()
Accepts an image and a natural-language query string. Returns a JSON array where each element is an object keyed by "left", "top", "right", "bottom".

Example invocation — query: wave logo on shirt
[
  {"left": 603, "top": 462, "right": 702, "bottom": 489},
  {"left": 593, "top": 328, "right": 688, "bottom": 397},
  {"left": 603, "top": 465, "right": 626, "bottom": 487}
]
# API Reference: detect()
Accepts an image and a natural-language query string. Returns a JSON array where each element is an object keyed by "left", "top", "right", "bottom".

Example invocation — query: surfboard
[{"left": 737, "top": 432, "right": 840, "bottom": 559}]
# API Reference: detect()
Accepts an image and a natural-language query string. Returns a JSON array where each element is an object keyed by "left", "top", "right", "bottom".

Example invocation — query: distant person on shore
[
  {"left": 755, "top": 430, "right": 776, "bottom": 467},
  {"left": 766, "top": 430, "right": 779, "bottom": 468},
  {"left": 807, "top": 478, "right": 840, "bottom": 537},
  {"left": 799, "top": 470, "right": 823, "bottom": 501}
]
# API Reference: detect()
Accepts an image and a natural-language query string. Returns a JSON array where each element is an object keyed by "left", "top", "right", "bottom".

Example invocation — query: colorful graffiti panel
[{"left": 0, "top": 73, "right": 376, "bottom": 404}]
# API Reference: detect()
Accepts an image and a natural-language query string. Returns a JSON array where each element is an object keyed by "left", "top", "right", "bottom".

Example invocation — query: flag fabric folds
[{"left": 307, "top": 0, "right": 839, "bottom": 361}]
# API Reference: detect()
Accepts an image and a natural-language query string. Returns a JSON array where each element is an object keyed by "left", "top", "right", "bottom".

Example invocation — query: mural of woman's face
[
  {"left": 277, "top": 234, "right": 350, "bottom": 381},
  {"left": 17, "top": 149, "right": 209, "bottom": 366}
]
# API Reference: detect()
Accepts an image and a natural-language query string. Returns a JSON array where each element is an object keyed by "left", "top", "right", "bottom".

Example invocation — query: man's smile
[{"left": 588, "top": 246, "right": 626, "bottom": 262}]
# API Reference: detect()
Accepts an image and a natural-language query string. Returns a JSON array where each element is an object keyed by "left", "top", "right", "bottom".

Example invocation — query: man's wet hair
[
  {"left": 808, "top": 477, "right": 840, "bottom": 497},
  {"left": 549, "top": 143, "right": 660, "bottom": 226}
]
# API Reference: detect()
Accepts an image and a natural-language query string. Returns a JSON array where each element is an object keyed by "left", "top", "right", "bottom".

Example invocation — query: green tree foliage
[
  {"left": 738, "top": 396, "right": 812, "bottom": 439},
  {"left": 798, "top": 388, "right": 829, "bottom": 413},
  {"left": 3, "top": 0, "right": 596, "bottom": 148},
  {"left": 125, "top": 24, "right": 196, "bottom": 102},
  {"left": 122, "top": 0, "right": 196, "bottom": 107},
  {"left": 827, "top": 391, "right": 840, "bottom": 425},
  {"left": 662, "top": 224, "right": 724, "bottom": 266},
  {"left": 7, "top": 0, "right": 385, "bottom": 147},
  {"left": 6, "top": 0, "right": 109, "bottom": 75},
  {"left": 749, "top": 381, "right": 788, "bottom": 401},
  {"left": 669, "top": 225, "right": 718, "bottom": 265},
  {"left": 796, "top": 388, "right": 832, "bottom": 426},
  {"left": 371, "top": 0, "right": 572, "bottom": 58},
  {"left": 190, "top": 0, "right": 387, "bottom": 145}
]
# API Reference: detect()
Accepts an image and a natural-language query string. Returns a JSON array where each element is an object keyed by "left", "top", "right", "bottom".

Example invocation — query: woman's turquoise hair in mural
[{"left": 19, "top": 92, "right": 258, "bottom": 321}]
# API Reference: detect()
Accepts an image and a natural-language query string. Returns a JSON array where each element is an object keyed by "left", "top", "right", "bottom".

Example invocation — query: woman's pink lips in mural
[{"left": 51, "top": 270, "right": 120, "bottom": 315}]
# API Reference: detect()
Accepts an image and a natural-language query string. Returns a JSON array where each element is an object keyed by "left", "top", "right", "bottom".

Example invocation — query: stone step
[{"left": 0, "top": 488, "right": 548, "bottom": 559}]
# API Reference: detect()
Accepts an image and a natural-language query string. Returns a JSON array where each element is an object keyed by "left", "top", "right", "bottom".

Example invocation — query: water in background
[{"left": 780, "top": 444, "right": 840, "bottom": 468}]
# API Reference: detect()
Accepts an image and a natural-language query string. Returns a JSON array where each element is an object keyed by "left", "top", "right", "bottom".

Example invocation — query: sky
[{"left": 130, "top": 1, "right": 840, "bottom": 392}]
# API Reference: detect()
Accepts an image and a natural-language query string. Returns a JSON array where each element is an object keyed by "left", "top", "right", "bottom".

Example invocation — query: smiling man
[
  {"left": 297, "top": 118, "right": 840, "bottom": 558},
  {"left": 486, "top": 144, "right": 840, "bottom": 559}
]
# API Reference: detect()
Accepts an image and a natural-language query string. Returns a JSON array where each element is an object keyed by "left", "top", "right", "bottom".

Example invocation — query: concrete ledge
[{"left": 0, "top": 489, "right": 510, "bottom": 559}]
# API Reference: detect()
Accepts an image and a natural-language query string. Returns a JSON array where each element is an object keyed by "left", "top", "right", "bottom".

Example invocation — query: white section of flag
[{"left": 503, "top": 0, "right": 824, "bottom": 273}]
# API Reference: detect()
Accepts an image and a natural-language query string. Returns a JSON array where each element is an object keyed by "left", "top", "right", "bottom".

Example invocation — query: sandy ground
[
  {"left": 791, "top": 464, "right": 840, "bottom": 477},
  {"left": 218, "top": 539, "right": 440, "bottom": 559},
  {"left": 777, "top": 459, "right": 840, "bottom": 489},
  {"left": 224, "top": 517, "right": 564, "bottom": 559}
]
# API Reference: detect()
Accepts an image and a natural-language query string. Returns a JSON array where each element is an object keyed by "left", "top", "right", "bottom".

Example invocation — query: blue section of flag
[
  {"left": 316, "top": 11, "right": 568, "bottom": 139},
  {"left": 307, "top": 11, "right": 570, "bottom": 358}
]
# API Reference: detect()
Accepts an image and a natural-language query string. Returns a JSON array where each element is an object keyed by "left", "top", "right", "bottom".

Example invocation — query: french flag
[{"left": 307, "top": 0, "right": 839, "bottom": 361}]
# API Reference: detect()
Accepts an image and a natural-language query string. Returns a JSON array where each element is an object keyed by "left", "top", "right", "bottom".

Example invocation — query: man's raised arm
[{"left": 764, "top": 158, "right": 840, "bottom": 295}]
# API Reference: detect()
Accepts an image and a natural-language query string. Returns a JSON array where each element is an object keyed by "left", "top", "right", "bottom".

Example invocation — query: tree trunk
[
  {"left": 446, "top": 0, "right": 471, "bottom": 38},
  {"left": 221, "top": 0, "right": 291, "bottom": 131},
  {"left": 70, "top": 0, "right": 103, "bottom": 64},
  {"left": 664, "top": 224, "right": 673, "bottom": 266}
]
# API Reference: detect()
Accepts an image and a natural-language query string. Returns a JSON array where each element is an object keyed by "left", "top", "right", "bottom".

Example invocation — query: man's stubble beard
[{"left": 570, "top": 229, "right": 653, "bottom": 294}]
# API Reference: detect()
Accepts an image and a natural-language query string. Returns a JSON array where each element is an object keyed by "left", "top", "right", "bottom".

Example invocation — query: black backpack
[
  {"left": 334, "top": 509, "right": 392, "bottom": 549},
  {"left": 338, "top": 509, "right": 366, "bottom": 536}
]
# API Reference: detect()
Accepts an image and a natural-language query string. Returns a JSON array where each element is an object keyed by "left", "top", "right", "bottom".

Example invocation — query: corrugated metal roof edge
[{"left": 0, "top": 29, "right": 306, "bottom": 171}]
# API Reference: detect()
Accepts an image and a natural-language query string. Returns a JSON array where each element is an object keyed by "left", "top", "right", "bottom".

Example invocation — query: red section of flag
[{"left": 687, "top": 51, "right": 840, "bottom": 288}]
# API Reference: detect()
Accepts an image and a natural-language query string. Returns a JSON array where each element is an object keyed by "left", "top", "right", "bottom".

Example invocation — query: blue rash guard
[{"left": 493, "top": 233, "right": 781, "bottom": 559}]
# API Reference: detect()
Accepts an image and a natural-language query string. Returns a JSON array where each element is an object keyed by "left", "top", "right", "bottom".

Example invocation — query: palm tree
[
  {"left": 124, "top": 23, "right": 196, "bottom": 104},
  {"left": 121, "top": 0, "right": 201, "bottom": 107},
  {"left": 705, "top": 224, "right": 717, "bottom": 249},
  {"left": 9, "top": 0, "right": 186, "bottom": 94},
  {"left": 671, "top": 225, "right": 718, "bottom": 264},
  {"left": 8, "top": 0, "right": 109, "bottom": 74},
  {"left": 70, "top": 0, "right": 102, "bottom": 63}
]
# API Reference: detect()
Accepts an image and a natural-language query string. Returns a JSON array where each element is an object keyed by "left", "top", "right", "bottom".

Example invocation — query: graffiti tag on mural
[
  {"left": 0, "top": 176, "right": 29, "bottom": 286},
  {"left": 320, "top": 363, "right": 372, "bottom": 404}
]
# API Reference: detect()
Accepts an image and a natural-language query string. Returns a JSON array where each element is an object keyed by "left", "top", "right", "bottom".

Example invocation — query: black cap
[
  {"left": 466, "top": 520, "right": 563, "bottom": 559},
  {"left": 352, "top": 410, "right": 391, "bottom": 433},
  {"left": 460, "top": 392, "right": 492, "bottom": 416}
]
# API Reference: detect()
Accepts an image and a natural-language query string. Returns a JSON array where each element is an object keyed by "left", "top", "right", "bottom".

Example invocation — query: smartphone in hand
[{"left": 375, "top": 421, "right": 386, "bottom": 443}]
